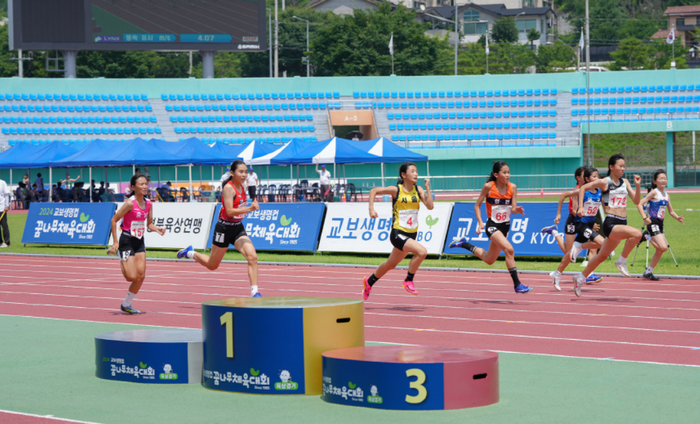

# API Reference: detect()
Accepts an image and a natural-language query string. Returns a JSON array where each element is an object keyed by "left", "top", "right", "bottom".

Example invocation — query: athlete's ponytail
[
  {"left": 126, "top": 172, "right": 147, "bottom": 198},
  {"left": 649, "top": 169, "right": 666, "bottom": 192},
  {"left": 488, "top": 161, "right": 508, "bottom": 182},
  {"left": 397, "top": 162, "right": 416, "bottom": 185},
  {"left": 223, "top": 160, "right": 247, "bottom": 186},
  {"left": 607, "top": 153, "right": 625, "bottom": 176}
]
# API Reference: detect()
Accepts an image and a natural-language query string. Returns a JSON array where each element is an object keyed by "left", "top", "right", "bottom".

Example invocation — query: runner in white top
[
  {"left": 246, "top": 167, "right": 258, "bottom": 201},
  {"left": 316, "top": 164, "right": 332, "bottom": 202},
  {"left": 0, "top": 178, "right": 10, "bottom": 247},
  {"left": 636, "top": 169, "right": 684, "bottom": 281}
]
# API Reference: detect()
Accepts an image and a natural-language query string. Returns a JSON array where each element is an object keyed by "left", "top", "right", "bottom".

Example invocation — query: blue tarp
[
  {"left": 0, "top": 143, "right": 37, "bottom": 169},
  {"left": 21, "top": 141, "right": 83, "bottom": 168},
  {"left": 352, "top": 137, "right": 428, "bottom": 163},
  {"left": 150, "top": 138, "right": 230, "bottom": 165},
  {"left": 250, "top": 138, "right": 315, "bottom": 165},
  {"left": 54, "top": 138, "right": 183, "bottom": 167},
  {"left": 270, "top": 137, "right": 385, "bottom": 165}
]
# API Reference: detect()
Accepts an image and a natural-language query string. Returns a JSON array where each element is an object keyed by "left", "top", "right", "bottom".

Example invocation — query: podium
[
  {"left": 322, "top": 346, "right": 499, "bottom": 410},
  {"left": 201, "top": 297, "right": 363, "bottom": 395}
]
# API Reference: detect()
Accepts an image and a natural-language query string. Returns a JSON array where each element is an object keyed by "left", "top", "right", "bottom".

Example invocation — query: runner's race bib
[
  {"left": 492, "top": 205, "right": 511, "bottom": 223},
  {"left": 399, "top": 209, "right": 419, "bottom": 230},
  {"left": 131, "top": 220, "right": 146, "bottom": 239}
]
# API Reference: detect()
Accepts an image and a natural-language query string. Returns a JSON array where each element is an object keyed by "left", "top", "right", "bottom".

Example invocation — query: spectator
[
  {"left": 35, "top": 173, "right": 45, "bottom": 200},
  {"left": 30, "top": 184, "right": 43, "bottom": 203},
  {"left": 22, "top": 173, "right": 29, "bottom": 187},
  {"left": 316, "top": 164, "right": 332, "bottom": 202},
  {"left": 158, "top": 181, "right": 175, "bottom": 202},
  {"left": 246, "top": 167, "right": 258, "bottom": 201},
  {"left": 180, "top": 187, "right": 190, "bottom": 202},
  {"left": 61, "top": 173, "right": 81, "bottom": 191},
  {"left": 143, "top": 166, "right": 151, "bottom": 181},
  {"left": 0, "top": 176, "right": 10, "bottom": 247},
  {"left": 97, "top": 181, "right": 107, "bottom": 201},
  {"left": 51, "top": 184, "right": 59, "bottom": 202},
  {"left": 55, "top": 181, "right": 67, "bottom": 202}
]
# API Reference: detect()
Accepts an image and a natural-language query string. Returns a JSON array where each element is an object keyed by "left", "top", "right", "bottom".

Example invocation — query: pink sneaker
[
  {"left": 362, "top": 276, "right": 372, "bottom": 301},
  {"left": 403, "top": 280, "right": 419, "bottom": 295}
]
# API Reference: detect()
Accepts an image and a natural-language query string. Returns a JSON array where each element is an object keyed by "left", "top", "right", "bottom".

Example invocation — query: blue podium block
[{"left": 95, "top": 329, "right": 203, "bottom": 384}]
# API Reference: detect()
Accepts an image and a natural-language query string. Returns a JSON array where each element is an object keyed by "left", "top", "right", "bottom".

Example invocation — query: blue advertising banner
[
  {"left": 443, "top": 202, "right": 566, "bottom": 257},
  {"left": 207, "top": 203, "right": 325, "bottom": 252},
  {"left": 22, "top": 203, "right": 116, "bottom": 245}
]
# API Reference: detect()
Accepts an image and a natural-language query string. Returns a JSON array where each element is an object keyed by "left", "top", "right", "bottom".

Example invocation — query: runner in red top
[
  {"left": 449, "top": 161, "right": 532, "bottom": 294},
  {"left": 108, "top": 172, "right": 166, "bottom": 315},
  {"left": 177, "top": 160, "right": 262, "bottom": 297}
]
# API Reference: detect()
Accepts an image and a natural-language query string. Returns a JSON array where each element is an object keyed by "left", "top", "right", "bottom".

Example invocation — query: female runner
[
  {"left": 573, "top": 154, "right": 642, "bottom": 296},
  {"left": 549, "top": 167, "right": 606, "bottom": 290},
  {"left": 449, "top": 161, "right": 532, "bottom": 294},
  {"left": 362, "top": 162, "right": 433, "bottom": 300},
  {"left": 636, "top": 169, "right": 684, "bottom": 281},
  {"left": 108, "top": 172, "right": 166, "bottom": 315},
  {"left": 177, "top": 160, "right": 262, "bottom": 297}
]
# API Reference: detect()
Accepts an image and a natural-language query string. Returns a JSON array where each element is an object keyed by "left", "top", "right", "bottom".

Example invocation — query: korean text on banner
[
  {"left": 317, "top": 203, "right": 453, "bottom": 255},
  {"left": 110, "top": 202, "right": 217, "bottom": 250},
  {"left": 22, "top": 203, "right": 116, "bottom": 245},
  {"left": 207, "top": 203, "right": 325, "bottom": 251},
  {"left": 443, "top": 202, "right": 567, "bottom": 257}
]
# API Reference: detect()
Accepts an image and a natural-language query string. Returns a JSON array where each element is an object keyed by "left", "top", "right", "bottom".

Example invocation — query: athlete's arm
[
  {"left": 223, "top": 184, "right": 258, "bottom": 217},
  {"left": 147, "top": 204, "right": 166, "bottom": 236},
  {"left": 636, "top": 191, "right": 656, "bottom": 225},
  {"left": 578, "top": 179, "right": 607, "bottom": 216},
  {"left": 626, "top": 175, "right": 642, "bottom": 205},
  {"left": 667, "top": 197, "right": 684, "bottom": 224},
  {"left": 511, "top": 184, "right": 524, "bottom": 215},
  {"left": 474, "top": 183, "right": 490, "bottom": 233},
  {"left": 368, "top": 186, "right": 398, "bottom": 219},
  {"left": 555, "top": 189, "right": 576, "bottom": 224},
  {"left": 107, "top": 200, "right": 133, "bottom": 255},
  {"left": 418, "top": 179, "right": 433, "bottom": 210}
]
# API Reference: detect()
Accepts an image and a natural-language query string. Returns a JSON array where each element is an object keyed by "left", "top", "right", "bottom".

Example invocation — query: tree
[
  {"left": 310, "top": 3, "right": 452, "bottom": 76},
  {"left": 589, "top": 0, "right": 624, "bottom": 47},
  {"left": 610, "top": 38, "right": 650, "bottom": 70},
  {"left": 535, "top": 42, "right": 576, "bottom": 73},
  {"left": 527, "top": 28, "right": 541, "bottom": 50},
  {"left": 488, "top": 42, "right": 535, "bottom": 74},
  {"left": 490, "top": 17, "right": 518, "bottom": 44},
  {"left": 647, "top": 38, "right": 689, "bottom": 70},
  {"left": 457, "top": 43, "right": 487, "bottom": 75}
]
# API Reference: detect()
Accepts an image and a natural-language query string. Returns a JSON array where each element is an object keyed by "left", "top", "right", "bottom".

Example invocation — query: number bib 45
[
  {"left": 491, "top": 205, "right": 511, "bottom": 223},
  {"left": 399, "top": 209, "right": 419, "bottom": 230},
  {"left": 130, "top": 220, "right": 146, "bottom": 239}
]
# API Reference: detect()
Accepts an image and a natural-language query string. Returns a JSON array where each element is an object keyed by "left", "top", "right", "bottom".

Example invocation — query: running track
[{"left": 1, "top": 256, "right": 699, "bottom": 368}]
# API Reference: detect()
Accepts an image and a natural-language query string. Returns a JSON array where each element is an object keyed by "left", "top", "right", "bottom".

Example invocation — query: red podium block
[{"left": 322, "top": 346, "right": 498, "bottom": 410}]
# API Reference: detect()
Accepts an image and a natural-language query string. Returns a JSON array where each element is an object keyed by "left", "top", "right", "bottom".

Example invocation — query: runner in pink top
[{"left": 108, "top": 172, "right": 166, "bottom": 315}]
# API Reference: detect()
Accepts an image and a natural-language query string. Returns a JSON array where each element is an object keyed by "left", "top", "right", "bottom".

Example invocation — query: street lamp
[
  {"left": 267, "top": 8, "right": 272, "bottom": 78},
  {"left": 420, "top": 5, "right": 458, "bottom": 76},
  {"left": 514, "top": 11, "right": 526, "bottom": 43},
  {"left": 292, "top": 16, "right": 310, "bottom": 78}
]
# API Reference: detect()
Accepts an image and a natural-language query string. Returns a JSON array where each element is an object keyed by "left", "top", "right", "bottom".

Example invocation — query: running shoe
[
  {"left": 614, "top": 258, "right": 631, "bottom": 277},
  {"left": 586, "top": 274, "right": 604, "bottom": 284},
  {"left": 403, "top": 280, "right": 419, "bottom": 296},
  {"left": 0, "top": 243, "right": 8, "bottom": 248},
  {"left": 569, "top": 241, "right": 583, "bottom": 263},
  {"left": 120, "top": 304, "right": 142, "bottom": 315},
  {"left": 541, "top": 224, "right": 557, "bottom": 235},
  {"left": 643, "top": 272, "right": 659, "bottom": 281},
  {"left": 177, "top": 245, "right": 193, "bottom": 259},
  {"left": 514, "top": 283, "right": 533, "bottom": 294},
  {"left": 362, "top": 276, "right": 372, "bottom": 301},
  {"left": 549, "top": 271, "right": 561, "bottom": 291},
  {"left": 252, "top": 292, "right": 263, "bottom": 297},
  {"left": 573, "top": 273, "right": 586, "bottom": 297},
  {"left": 448, "top": 236, "right": 468, "bottom": 249}
]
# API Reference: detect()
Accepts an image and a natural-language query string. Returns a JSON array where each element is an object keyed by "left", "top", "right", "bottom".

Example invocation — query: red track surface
[{"left": 1, "top": 257, "right": 699, "bottom": 367}]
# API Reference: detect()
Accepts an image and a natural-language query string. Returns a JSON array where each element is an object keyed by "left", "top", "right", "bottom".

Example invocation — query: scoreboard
[{"left": 9, "top": 0, "right": 267, "bottom": 52}]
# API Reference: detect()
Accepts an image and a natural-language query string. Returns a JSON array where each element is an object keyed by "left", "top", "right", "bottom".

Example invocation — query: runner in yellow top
[{"left": 362, "top": 162, "right": 434, "bottom": 300}]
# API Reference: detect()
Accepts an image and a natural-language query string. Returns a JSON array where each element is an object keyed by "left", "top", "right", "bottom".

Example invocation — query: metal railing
[{"left": 345, "top": 174, "right": 575, "bottom": 192}]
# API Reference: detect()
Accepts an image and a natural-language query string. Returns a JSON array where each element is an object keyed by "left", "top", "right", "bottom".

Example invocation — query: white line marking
[{"left": 0, "top": 409, "right": 103, "bottom": 424}]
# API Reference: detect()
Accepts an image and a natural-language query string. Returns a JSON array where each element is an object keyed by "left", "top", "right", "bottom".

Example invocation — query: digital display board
[{"left": 9, "top": 0, "right": 267, "bottom": 52}]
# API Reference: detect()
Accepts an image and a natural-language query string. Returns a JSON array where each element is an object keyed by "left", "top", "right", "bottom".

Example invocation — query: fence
[{"left": 346, "top": 174, "right": 575, "bottom": 193}]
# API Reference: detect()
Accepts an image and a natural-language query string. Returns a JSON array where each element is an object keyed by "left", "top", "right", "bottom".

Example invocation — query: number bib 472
[
  {"left": 399, "top": 209, "right": 419, "bottom": 230},
  {"left": 491, "top": 205, "right": 511, "bottom": 223},
  {"left": 130, "top": 220, "right": 146, "bottom": 239}
]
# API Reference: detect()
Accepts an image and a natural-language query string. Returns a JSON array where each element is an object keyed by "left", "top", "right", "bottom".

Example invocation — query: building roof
[
  {"left": 426, "top": 4, "right": 554, "bottom": 20},
  {"left": 663, "top": 5, "right": 700, "bottom": 16},
  {"left": 308, "top": 0, "right": 383, "bottom": 9},
  {"left": 652, "top": 29, "right": 671, "bottom": 39}
]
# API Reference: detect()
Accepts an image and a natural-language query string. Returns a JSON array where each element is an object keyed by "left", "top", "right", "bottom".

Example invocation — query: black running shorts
[
  {"left": 484, "top": 219, "right": 510, "bottom": 239},
  {"left": 212, "top": 220, "right": 248, "bottom": 248},
  {"left": 118, "top": 231, "right": 145, "bottom": 262},
  {"left": 389, "top": 228, "right": 417, "bottom": 251}
]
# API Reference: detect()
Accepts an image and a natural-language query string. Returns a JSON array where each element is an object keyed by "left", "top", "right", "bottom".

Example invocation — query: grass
[{"left": 2, "top": 193, "right": 698, "bottom": 277}]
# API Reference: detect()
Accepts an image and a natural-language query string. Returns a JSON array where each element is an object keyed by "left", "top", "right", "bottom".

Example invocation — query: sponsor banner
[
  {"left": 443, "top": 202, "right": 566, "bottom": 257},
  {"left": 111, "top": 202, "right": 216, "bottom": 250},
  {"left": 22, "top": 203, "right": 115, "bottom": 245},
  {"left": 317, "top": 202, "right": 453, "bottom": 255},
  {"left": 207, "top": 203, "right": 325, "bottom": 252}
]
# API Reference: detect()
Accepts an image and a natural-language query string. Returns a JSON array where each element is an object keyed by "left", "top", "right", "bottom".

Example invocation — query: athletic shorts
[
  {"left": 574, "top": 221, "right": 600, "bottom": 244},
  {"left": 647, "top": 217, "right": 664, "bottom": 237},
  {"left": 602, "top": 215, "right": 627, "bottom": 238},
  {"left": 212, "top": 220, "right": 248, "bottom": 248},
  {"left": 390, "top": 228, "right": 417, "bottom": 251},
  {"left": 118, "top": 231, "right": 145, "bottom": 262},
  {"left": 565, "top": 214, "right": 577, "bottom": 236},
  {"left": 485, "top": 219, "right": 510, "bottom": 239}
]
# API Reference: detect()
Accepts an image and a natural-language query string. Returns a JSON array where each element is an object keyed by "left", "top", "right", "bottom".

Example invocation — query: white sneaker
[
  {"left": 614, "top": 258, "right": 631, "bottom": 277},
  {"left": 0, "top": 243, "right": 7, "bottom": 248},
  {"left": 550, "top": 271, "right": 561, "bottom": 291},
  {"left": 573, "top": 273, "right": 586, "bottom": 297},
  {"left": 569, "top": 241, "right": 583, "bottom": 263}
]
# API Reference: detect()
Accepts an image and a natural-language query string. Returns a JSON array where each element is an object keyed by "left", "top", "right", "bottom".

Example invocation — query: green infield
[{"left": 2, "top": 193, "right": 698, "bottom": 276}]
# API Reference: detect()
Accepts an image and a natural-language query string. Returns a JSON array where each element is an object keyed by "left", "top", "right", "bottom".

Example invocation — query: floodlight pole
[
  {"left": 293, "top": 16, "right": 310, "bottom": 77},
  {"left": 585, "top": 0, "right": 591, "bottom": 165},
  {"left": 267, "top": 8, "right": 273, "bottom": 78},
  {"left": 200, "top": 51, "right": 215, "bottom": 79},
  {"left": 63, "top": 51, "right": 78, "bottom": 78},
  {"left": 275, "top": 0, "right": 279, "bottom": 78},
  {"left": 455, "top": 0, "right": 458, "bottom": 76}
]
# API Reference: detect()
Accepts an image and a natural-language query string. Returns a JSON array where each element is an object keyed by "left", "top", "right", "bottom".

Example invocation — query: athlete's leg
[
  {"left": 374, "top": 248, "right": 409, "bottom": 279},
  {"left": 648, "top": 234, "right": 668, "bottom": 269},
  {"left": 469, "top": 231, "right": 510, "bottom": 266},
  {"left": 234, "top": 236, "right": 258, "bottom": 287},
  {"left": 563, "top": 233, "right": 575, "bottom": 255},
  {"left": 617, "top": 225, "right": 643, "bottom": 259},
  {"left": 401, "top": 238, "right": 428, "bottom": 274},
  {"left": 128, "top": 252, "right": 147, "bottom": 294},
  {"left": 193, "top": 245, "right": 228, "bottom": 270},
  {"left": 581, "top": 233, "right": 625, "bottom": 278}
]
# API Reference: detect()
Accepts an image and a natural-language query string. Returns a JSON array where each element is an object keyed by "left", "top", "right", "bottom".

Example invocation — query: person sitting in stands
[
  {"left": 158, "top": 181, "right": 175, "bottom": 202},
  {"left": 51, "top": 184, "right": 59, "bottom": 202},
  {"left": 16, "top": 183, "right": 28, "bottom": 209},
  {"left": 180, "top": 187, "right": 190, "bottom": 202}
]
